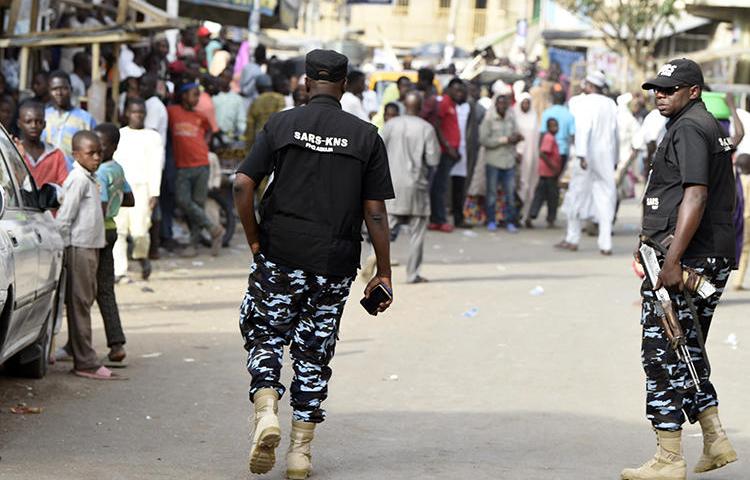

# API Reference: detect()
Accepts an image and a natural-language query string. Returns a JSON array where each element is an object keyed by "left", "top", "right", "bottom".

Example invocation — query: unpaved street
[{"left": 1, "top": 200, "right": 749, "bottom": 480}]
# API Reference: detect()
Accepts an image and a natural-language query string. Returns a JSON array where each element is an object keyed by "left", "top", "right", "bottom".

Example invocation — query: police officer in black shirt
[
  {"left": 622, "top": 59, "right": 737, "bottom": 480},
  {"left": 233, "top": 49, "right": 395, "bottom": 479}
]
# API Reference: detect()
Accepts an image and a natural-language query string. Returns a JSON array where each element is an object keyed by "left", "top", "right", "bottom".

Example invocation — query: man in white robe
[{"left": 558, "top": 71, "right": 618, "bottom": 254}]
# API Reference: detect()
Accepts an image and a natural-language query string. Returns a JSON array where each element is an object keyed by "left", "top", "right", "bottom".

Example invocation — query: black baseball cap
[
  {"left": 642, "top": 58, "right": 704, "bottom": 90},
  {"left": 305, "top": 49, "right": 348, "bottom": 83}
]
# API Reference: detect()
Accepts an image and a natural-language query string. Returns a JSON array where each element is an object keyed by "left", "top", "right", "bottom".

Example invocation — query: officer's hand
[
  {"left": 579, "top": 157, "right": 588, "bottom": 170},
  {"left": 149, "top": 197, "right": 159, "bottom": 210},
  {"left": 250, "top": 242, "right": 260, "bottom": 255},
  {"left": 364, "top": 275, "right": 393, "bottom": 314},
  {"left": 655, "top": 259, "right": 684, "bottom": 292}
]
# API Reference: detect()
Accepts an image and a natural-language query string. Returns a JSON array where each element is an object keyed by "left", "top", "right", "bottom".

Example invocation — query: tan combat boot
[
  {"left": 621, "top": 429, "right": 687, "bottom": 480},
  {"left": 248, "top": 388, "right": 282, "bottom": 474},
  {"left": 694, "top": 407, "right": 738, "bottom": 473},
  {"left": 286, "top": 420, "right": 316, "bottom": 479}
]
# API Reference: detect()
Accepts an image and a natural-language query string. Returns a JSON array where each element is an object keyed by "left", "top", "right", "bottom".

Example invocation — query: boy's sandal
[{"left": 73, "top": 366, "right": 127, "bottom": 380}]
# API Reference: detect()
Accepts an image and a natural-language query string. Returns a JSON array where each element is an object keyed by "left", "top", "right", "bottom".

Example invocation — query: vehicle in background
[{"left": 368, "top": 70, "right": 443, "bottom": 106}]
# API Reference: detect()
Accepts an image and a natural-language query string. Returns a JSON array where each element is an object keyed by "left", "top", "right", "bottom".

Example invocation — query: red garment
[
  {"left": 437, "top": 96, "right": 460, "bottom": 153},
  {"left": 195, "top": 91, "right": 220, "bottom": 133},
  {"left": 21, "top": 143, "right": 68, "bottom": 187},
  {"left": 538, "top": 132, "right": 562, "bottom": 177},
  {"left": 420, "top": 92, "right": 439, "bottom": 126},
  {"left": 167, "top": 105, "right": 211, "bottom": 168}
]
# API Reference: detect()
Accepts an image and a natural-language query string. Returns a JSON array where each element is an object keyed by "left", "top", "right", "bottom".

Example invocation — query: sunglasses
[{"left": 652, "top": 85, "right": 690, "bottom": 96}]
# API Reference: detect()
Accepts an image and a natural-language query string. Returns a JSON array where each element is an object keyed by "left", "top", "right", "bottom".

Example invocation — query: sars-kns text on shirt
[{"left": 294, "top": 131, "right": 349, "bottom": 152}]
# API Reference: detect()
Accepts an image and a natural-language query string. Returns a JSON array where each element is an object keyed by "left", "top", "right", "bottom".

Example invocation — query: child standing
[
  {"left": 15, "top": 99, "right": 68, "bottom": 187},
  {"left": 56, "top": 131, "right": 119, "bottom": 380},
  {"left": 113, "top": 98, "right": 164, "bottom": 280},
  {"left": 94, "top": 124, "right": 134, "bottom": 363},
  {"left": 527, "top": 117, "right": 562, "bottom": 228}
]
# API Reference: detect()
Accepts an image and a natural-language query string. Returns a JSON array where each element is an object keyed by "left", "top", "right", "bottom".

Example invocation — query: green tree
[{"left": 555, "top": 0, "right": 682, "bottom": 86}]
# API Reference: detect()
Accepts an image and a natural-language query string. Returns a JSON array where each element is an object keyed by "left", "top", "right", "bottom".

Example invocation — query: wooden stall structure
[{"left": 0, "top": 0, "right": 179, "bottom": 122}]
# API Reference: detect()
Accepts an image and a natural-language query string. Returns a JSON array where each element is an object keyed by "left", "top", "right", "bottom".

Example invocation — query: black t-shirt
[
  {"left": 237, "top": 94, "right": 395, "bottom": 277},
  {"left": 641, "top": 100, "right": 736, "bottom": 260}
]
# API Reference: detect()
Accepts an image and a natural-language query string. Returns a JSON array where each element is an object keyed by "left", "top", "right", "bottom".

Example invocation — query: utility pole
[
  {"left": 443, "top": 0, "right": 460, "bottom": 66},
  {"left": 166, "top": 0, "right": 179, "bottom": 62},
  {"left": 248, "top": 0, "right": 261, "bottom": 47}
]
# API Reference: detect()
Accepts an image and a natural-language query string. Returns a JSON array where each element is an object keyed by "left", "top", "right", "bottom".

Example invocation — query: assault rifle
[{"left": 638, "top": 243, "right": 702, "bottom": 392}]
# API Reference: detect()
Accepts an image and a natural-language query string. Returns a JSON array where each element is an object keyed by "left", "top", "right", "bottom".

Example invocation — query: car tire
[{"left": 6, "top": 312, "right": 53, "bottom": 379}]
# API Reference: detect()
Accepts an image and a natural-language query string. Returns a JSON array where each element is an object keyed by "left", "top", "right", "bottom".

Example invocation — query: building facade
[{"left": 300, "top": 0, "right": 535, "bottom": 51}]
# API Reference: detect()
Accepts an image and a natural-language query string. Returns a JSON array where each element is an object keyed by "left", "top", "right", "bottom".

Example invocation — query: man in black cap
[
  {"left": 622, "top": 58, "right": 737, "bottom": 480},
  {"left": 233, "top": 49, "right": 394, "bottom": 479}
]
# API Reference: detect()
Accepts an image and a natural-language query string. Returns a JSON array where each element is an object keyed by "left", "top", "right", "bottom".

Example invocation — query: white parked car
[{"left": 0, "top": 125, "right": 64, "bottom": 378}]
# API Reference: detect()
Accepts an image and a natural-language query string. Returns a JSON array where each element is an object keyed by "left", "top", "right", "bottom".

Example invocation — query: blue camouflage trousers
[
  {"left": 640, "top": 257, "right": 732, "bottom": 431},
  {"left": 239, "top": 253, "right": 354, "bottom": 423}
]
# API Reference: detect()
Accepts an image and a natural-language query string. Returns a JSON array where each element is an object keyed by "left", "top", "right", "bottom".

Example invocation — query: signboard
[
  {"left": 183, "top": 0, "right": 276, "bottom": 15},
  {"left": 346, "top": 0, "right": 391, "bottom": 4},
  {"left": 152, "top": 0, "right": 299, "bottom": 29},
  {"left": 548, "top": 47, "right": 585, "bottom": 78}
]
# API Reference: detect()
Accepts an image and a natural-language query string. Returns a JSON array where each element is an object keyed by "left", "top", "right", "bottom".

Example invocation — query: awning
[
  {"left": 0, "top": 0, "right": 179, "bottom": 47},
  {"left": 687, "top": 1, "right": 750, "bottom": 23},
  {"left": 541, "top": 7, "right": 713, "bottom": 43},
  {"left": 473, "top": 26, "right": 517, "bottom": 52}
]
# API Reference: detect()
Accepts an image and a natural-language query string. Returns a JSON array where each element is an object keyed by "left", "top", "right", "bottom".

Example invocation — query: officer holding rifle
[{"left": 622, "top": 58, "right": 738, "bottom": 480}]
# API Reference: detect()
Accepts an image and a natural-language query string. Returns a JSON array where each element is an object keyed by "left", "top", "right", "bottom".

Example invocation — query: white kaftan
[{"left": 564, "top": 93, "right": 619, "bottom": 251}]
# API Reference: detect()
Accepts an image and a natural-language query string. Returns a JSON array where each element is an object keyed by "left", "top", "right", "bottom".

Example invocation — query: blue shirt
[
  {"left": 96, "top": 160, "right": 131, "bottom": 230},
  {"left": 42, "top": 106, "right": 97, "bottom": 169},
  {"left": 540, "top": 104, "right": 575, "bottom": 155}
]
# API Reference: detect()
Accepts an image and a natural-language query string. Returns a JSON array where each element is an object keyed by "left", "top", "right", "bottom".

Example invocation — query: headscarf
[
  {"left": 234, "top": 41, "right": 250, "bottom": 77},
  {"left": 513, "top": 91, "right": 538, "bottom": 155},
  {"left": 514, "top": 92, "right": 535, "bottom": 127}
]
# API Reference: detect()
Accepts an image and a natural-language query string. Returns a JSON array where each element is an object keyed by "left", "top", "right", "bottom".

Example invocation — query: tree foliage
[{"left": 555, "top": 0, "right": 683, "bottom": 83}]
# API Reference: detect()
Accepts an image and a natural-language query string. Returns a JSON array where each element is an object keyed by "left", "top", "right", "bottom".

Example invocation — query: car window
[
  {"left": 0, "top": 133, "right": 39, "bottom": 209},
  {"left": 0, "top": 155, "right": 19, "bottom": 209}
]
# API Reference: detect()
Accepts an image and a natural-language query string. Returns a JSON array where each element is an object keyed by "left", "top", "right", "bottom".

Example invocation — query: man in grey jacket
[{"left": 382, "top": 92, "right": 440, "bottom": 283}]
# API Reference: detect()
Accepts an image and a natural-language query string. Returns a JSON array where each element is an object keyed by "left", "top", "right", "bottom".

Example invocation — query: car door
[
  {"left": 0, "top": 134, "right": 59, "bottom": 312},
  {"left": 0, "top": 156, "right": 19, "bottom": 315},
  {"left": 0, "top": 146, "right": 40, "bottom": 359}
]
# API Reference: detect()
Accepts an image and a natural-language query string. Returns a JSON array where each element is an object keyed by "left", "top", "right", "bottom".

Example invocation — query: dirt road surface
[{"left": 1, "top": 200, "right": 748, "bottom": 479}]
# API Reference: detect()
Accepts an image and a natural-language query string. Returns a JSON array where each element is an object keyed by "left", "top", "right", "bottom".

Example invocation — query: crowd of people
[
  {"left": 1, "top": 5, "right": 749, "bottom": 379},
  {"left": 348, "top": 62, "right": 750, "bottom": 287},
  {"left": 0, "top": 11, "right": 316, "bottom": 379}
]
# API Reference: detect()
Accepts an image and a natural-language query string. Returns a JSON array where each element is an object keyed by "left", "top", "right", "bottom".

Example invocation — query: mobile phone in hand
[{"left": 360, "top": 283, "right": 392, "bottom": 316}]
